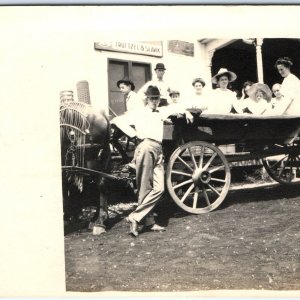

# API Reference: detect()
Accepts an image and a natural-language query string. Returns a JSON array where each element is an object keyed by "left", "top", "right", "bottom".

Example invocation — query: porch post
[
  {"left": 255, "top": 38, "right": 264, "bottom": 83},
  {"left": 207, "top": 49, "right": 215, "bottom": 82}
]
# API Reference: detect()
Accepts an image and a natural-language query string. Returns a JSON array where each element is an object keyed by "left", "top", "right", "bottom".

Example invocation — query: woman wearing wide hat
[{"left": 207, "top": 68, "right": 238, "bottom": 114}]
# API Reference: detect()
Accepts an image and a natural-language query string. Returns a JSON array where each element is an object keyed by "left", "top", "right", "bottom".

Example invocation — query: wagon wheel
[
  {"left": 166, "top": 141, "right": 231, "bottom": 214},
  {"left": 262, "top": 143, "right": 300, "bottom": 184}
]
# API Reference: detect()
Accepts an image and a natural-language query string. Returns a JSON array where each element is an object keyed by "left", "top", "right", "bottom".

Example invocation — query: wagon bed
[{"left": 164, "top": 113, "right": 300, "bottom": 214}]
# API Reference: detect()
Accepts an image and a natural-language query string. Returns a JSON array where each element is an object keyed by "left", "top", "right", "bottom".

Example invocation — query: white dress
[
  {"left": 206, "top": 88, "right": 237, "bottom": 114},
  {"left": 184, "top": 93, "right": 208, "bottom": 111},
  {"left": 276, "top": 73, "right": 300, "bottom": 115},
  {"left": 240, "top": 98, "right": 272, "bottom": 115}
]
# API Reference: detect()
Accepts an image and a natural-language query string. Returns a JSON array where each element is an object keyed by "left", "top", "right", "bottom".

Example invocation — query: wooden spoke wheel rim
[
  {"left": 166, "top": 141, "right": 231, "bottom": 214},
  {"left": 262, "top": 144, "right": 300, "bottom": 184}
]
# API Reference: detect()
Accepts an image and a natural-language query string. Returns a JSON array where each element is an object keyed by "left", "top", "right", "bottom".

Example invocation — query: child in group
[
  {"left": 164, "top": 90, "right": 194, "bottom": 123},
  {"left": 271, "top": 83, "right": 284, "bottom": 109},
  {"left": 237, "top": 83, "right": 272, "bottom": 115}
]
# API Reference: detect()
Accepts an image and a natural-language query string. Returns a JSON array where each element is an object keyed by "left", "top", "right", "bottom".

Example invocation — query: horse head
[{"left": 60, "top": 101, "right": 111, "bottom": 189}]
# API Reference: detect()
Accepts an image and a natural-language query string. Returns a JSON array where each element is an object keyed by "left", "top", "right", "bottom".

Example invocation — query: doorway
[{"left": 108, "top": 59, "right": 151, "bottom": 117}]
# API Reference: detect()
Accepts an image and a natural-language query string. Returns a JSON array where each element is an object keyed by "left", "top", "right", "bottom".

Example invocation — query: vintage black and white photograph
[{"left": 1, "top": 5, "right": 300, "bottom": 297}]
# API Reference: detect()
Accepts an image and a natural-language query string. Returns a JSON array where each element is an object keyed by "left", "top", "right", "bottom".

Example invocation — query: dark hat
[
  {"left": 154, "top": 63, "right": 166, "bottom": 70},
  {"left": 169, "top": 89, "right": 180, "bottom": 96},
  {"left": 116, "top": 77, "right": 135, "bottom": 91},
  {"left": 145, "top": 85, "right": 161, "bottom": 97},
  {"left": 192, "top": 77, "right": 206, "bottom": 87},
  {"left": 248, "top": 83, "right": 272, "bottom": 101},
  {"left": 211, "top": 68, "right": 237, "bottom": 84}
]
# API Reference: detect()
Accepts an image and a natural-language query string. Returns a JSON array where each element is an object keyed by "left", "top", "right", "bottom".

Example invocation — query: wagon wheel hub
[{"left": 192, "top": 168, "right": 211, "bottom": 185}]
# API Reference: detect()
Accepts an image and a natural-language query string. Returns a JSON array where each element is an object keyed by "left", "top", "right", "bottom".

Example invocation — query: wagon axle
[{"left": 192, "top": 168, "right": 211, "bottom": 185}]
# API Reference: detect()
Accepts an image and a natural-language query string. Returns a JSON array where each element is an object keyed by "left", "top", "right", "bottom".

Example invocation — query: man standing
[
  {"left": 138, "top": 63, "right": 172, "bottom": 107},
  {"left": 126, "top": 85, "right": 168, "bottom": 236}
]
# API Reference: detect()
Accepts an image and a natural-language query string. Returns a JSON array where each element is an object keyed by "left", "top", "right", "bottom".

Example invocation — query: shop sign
[
  {"left": 94, "top": 41, "right": 163, "bottom": 57},
  {"left": 168, "top": 40, "right": 194, "bottom": 57}
]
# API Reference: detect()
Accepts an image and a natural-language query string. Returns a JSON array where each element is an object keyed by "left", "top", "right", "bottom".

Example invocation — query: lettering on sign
[{"left": 94, "top": 41, "right": 163, "bottom": 57}]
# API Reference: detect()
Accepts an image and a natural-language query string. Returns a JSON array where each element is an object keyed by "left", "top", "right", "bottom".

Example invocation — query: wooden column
[
  {"left": 255, "top": 38, "right": 264, "bottom": 83},
  {"left": 207, "top": 49, "right": 215, "bottom": 84}
]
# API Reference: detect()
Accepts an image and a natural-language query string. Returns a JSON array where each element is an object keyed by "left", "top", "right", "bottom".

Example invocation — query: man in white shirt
[
  {"left": 111, "top": 77, "right": 145, "bottom": 163},
  {"left": 126, "top": 85, "right": 169, "bottom": 236},
  {"left": 117, "top": 77, "right": 144, "bottom": 111},
  {"left": 138, "top": 63, "right": 172, "bottom": 107}
]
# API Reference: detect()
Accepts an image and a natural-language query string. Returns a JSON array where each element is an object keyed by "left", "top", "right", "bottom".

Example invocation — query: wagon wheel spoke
[
  {"left": 193, "top": 187, "right": 199, "bottom": 209},
  {"left": 188, "top": 147, "right": 198, "bottom": 169},
  {"left": 210, "top": 165, "right": 225, "bottom": 173},
  {"left": 278, "top": 156, "right": 290, "bottom": 178},
  {"left": 198, "top": 145, "right": 204, "bottom": 169},
  {"left": 206, "top": 183, "right": 221, "bottom": 196},
  {"left": 166, "top": 141, "right": 231, "bottom": 214},
  {"left": 268, "top": 154, "right": 289, "bottom": 169},
  {"left": 177, "top": 156, "right": 194, "bottom": 172},
  {"left": 202, "top": 186, "right": 211, "bottom": 206},
  {"left": 210, "top": 177, "right": 226, "bottom": 183},
  {"left": 203, "top": 152, "right": 218, "bottom": 171},
  {"left": 173, "top": 179, "right": 194, "bottom": 190},
  {"left": 171, "top": 170, "right": 192, "bottom": 177},
  {"left": 263, "top": 151, "right": 296, "bottom": 184},
  {"left": 180, "top": 183, "right": 195, "bottom": 203}
]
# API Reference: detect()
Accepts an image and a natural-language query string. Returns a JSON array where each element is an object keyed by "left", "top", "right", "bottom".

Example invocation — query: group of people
[
  {"left": 112, "top": 57, "right": 300, "bottom": 237},
  {"left": 116, "top": 57, "right": 300, "bottom": 117}
]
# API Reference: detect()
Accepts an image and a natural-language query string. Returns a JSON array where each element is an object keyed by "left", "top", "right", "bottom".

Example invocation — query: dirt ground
[{"left": 64, "top": 181, "right": 300, "bottom": 292}]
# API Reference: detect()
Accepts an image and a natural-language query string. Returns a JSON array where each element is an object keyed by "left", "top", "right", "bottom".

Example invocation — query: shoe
[
  {"left": 149, "top": 224, "right": 166, "bottom": 232},
  {"left": 126, "top": 216, "right": 139, "bottom": 237}
]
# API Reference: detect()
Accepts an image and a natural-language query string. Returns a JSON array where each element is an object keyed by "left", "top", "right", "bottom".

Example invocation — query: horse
[{"left": 60, "top": 101, "right": 111, "bottom": 234}]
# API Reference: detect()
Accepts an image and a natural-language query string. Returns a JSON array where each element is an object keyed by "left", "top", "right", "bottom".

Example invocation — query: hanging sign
[
  {"left": 94, "top": 41, "right": 163, "bottom": 57},
  {"left": 168, "top": 40, "right": 194, "bottom": 57}
]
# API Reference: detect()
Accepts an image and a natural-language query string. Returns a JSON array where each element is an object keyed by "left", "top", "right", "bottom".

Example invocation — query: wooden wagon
[
  {"left": 60, "top": 103, "right": 300, "bottom": 217},
  {"left": 163, "top": 113, "right": 300, "bottom": 214}
]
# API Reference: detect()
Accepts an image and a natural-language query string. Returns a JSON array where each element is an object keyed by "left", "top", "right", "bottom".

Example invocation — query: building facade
[{"left": 64, "top": 38, "right": 300, "bottom": 118}]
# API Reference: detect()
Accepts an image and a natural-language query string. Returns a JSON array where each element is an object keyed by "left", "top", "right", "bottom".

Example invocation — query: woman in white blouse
[
  {"left": 185, "top": 77, "right": 209, "bottom": 112},
  {"left": 207, "top": 68, "right": 238, "bottom": 114},
  {"left": 273, "top": 57, "right": 300, "bottom": 115}
]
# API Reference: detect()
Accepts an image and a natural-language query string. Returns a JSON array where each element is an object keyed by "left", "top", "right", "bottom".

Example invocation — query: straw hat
[
  {"left": 211, "top": 68, "right": 237, "bottom": 84},
  {"left": 247, "top": 83, "right": 272, "bottom": 101}
]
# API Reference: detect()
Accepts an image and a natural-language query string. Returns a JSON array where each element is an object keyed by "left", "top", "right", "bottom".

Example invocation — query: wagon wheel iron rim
[
  {"left": 262, "top": 144, "right": 300, "bottom": 185},
  {"left": 166, "top": 141, "right": 231, "bottom": 214}
]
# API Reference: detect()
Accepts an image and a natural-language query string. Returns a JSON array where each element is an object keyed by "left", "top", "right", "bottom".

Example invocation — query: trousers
[{"left": 129, "top": 139, "right": 164, "bottom": 223}]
